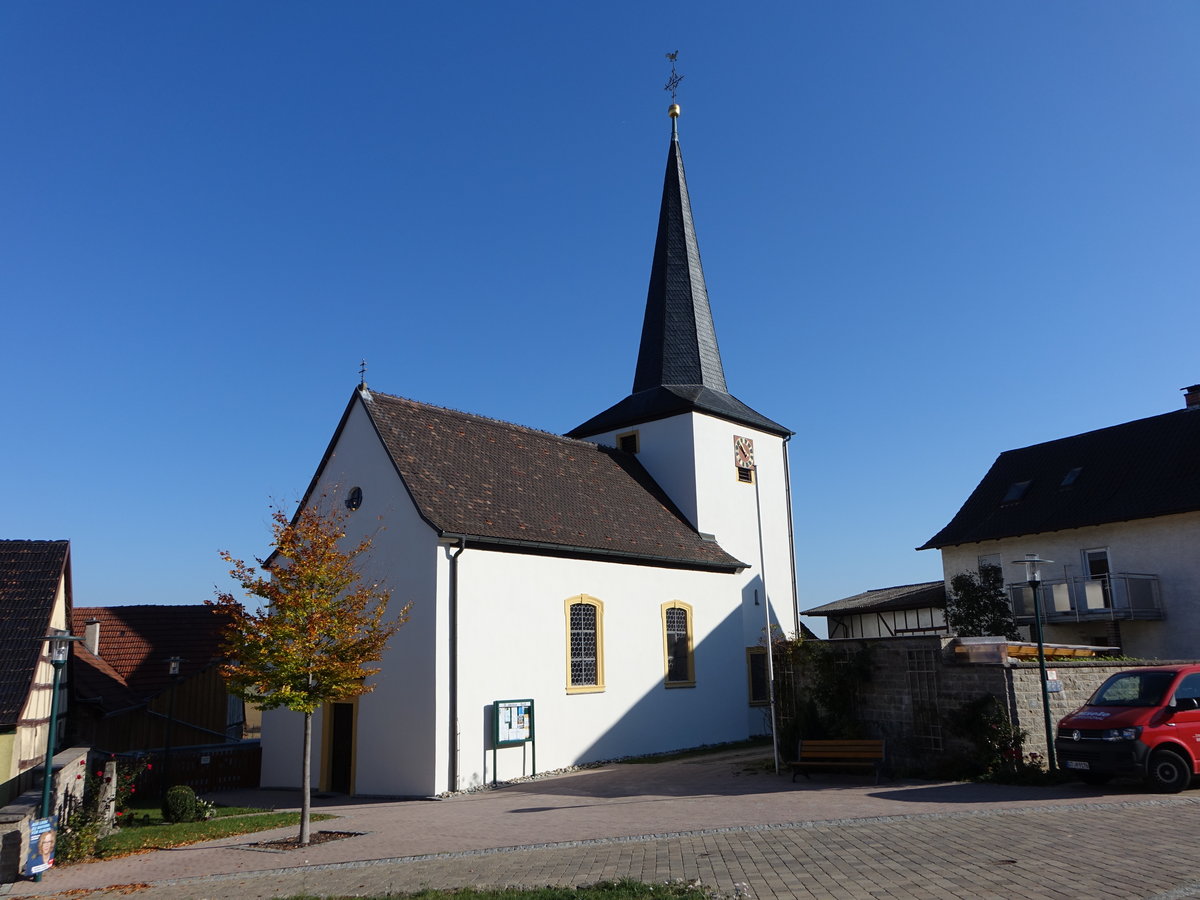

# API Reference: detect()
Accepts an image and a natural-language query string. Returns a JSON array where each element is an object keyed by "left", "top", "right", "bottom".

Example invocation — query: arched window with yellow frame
[
  {"left": 565, "top": 595, "right": 604, "bottom": 693},
  {"left": 661, "top": 601, "right": 695, "bottom": 687}
]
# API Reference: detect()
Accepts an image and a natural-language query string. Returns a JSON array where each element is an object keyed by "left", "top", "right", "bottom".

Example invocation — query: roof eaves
[{"left": 435, "top": 530, "right": 748, "bottom": 573}]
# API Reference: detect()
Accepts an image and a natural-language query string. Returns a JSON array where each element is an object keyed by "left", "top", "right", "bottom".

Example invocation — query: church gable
[{"left": 358, "top": 389, "right": 745, "bottom": 572}]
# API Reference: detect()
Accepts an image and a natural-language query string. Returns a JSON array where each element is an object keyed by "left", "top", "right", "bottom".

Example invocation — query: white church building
[{"left": 259, "top": 105, "right": 802, "bottom": 797}]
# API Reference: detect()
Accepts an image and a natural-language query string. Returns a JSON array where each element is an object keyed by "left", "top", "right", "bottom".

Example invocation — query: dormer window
[
  {"left": 1001, "top": 480, "right": 1031, "bottom": 504},
  {"left": 1060, "top": 467, "right": 1082, "bottom": 488}
]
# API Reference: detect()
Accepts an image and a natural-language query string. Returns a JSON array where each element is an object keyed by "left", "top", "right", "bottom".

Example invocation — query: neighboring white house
[
  {"left": 919, "top": 385, "right": 1200, "bottom": 659},
  {"left": 259, "top": 107, "right": 801, "bottom": 798},
  {"left": 802, "top": 582, "right": 947, "bottom": 640}
]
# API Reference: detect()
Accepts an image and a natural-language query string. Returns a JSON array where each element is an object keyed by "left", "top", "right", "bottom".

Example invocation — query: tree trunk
[{"left": 300, "top": 710, "right": 312, "bottom": 846}]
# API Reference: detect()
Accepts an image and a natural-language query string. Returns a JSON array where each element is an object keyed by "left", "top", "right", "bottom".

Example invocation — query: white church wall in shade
[
  {"left": 452, "top": 549, "right": 751, "bottom": 788},
  {"left": 257, "top": 396, "right": 444, "bottom": 798}
]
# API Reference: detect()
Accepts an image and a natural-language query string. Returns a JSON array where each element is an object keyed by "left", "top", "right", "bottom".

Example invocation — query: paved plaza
[{"left": 5, "top": 749, "right": 1198, "bottom": 900}]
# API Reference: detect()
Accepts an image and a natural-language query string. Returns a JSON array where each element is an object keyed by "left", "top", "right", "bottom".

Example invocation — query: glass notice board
[{"left": 492, "top": 699, "right": 535, "bottom": 783}]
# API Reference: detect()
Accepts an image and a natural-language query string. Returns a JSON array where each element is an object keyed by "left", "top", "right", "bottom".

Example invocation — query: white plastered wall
[
  {"left": 258, "top": 397, "right": 444, "bottom": 797},
  {"left": 937, "top": 510, "right": 1200, "bottom": 659},
  {"left": 586, "top": 413, "right": 798, "bottom": 740},
  {"left": 829, "top": 607, "right": 947, "bottom": 639},
  {"left": 451, "top": 548, "right": 751, "bottom": 788},
  {"left": 587, "top": 414, "right": 799, "bottom": 644}
]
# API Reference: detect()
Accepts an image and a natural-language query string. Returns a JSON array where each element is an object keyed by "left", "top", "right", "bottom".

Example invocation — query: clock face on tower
[{"left": 733, "top": 435, "right": 755, "bottom": 469}]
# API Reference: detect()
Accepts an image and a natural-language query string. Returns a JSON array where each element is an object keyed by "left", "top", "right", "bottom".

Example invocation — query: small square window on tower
[{"left": 616, "top": 431, "right": 639, "bottom": 454}]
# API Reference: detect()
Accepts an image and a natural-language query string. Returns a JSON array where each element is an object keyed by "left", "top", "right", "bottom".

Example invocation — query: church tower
[{"left": 568, "top": 103, "right": 800, "bottom": 647}]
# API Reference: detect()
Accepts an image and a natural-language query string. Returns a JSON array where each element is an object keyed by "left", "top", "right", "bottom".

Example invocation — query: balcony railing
[{"left": 1008, "top": 573, "right": 1163, "bottom": 622}]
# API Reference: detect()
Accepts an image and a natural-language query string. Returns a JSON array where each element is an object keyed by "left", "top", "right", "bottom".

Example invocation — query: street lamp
[
  {"left": 1013, "top": 554, "right": 1057, "bottom": 771},
  {"left": 162, "top": 657, "right": 184, "bottom": 795},
  {"left": 37, "top": 632, "right": 81, "bottom": 882}
]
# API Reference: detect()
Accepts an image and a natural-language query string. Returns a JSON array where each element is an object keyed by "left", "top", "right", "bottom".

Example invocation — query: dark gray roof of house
[
  {"left": 920, "top": 406, "right": 1200, "bottom": 550},
  {"left": 803, "top": 581, "right": 946, "bottom": 617},
  {"left": 308, "top": 388, "right": 746, "bottom": 572},
  {"left": 568, "top": 121, "right": 789, "bottom": 440},
  {"left": 0, "top": 540, "right": 70, "bottom": 728}
]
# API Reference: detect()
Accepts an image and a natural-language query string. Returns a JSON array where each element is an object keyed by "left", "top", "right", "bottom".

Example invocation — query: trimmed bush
[{"left": 161, "top": 785, "right": 199, "bottom": 823}]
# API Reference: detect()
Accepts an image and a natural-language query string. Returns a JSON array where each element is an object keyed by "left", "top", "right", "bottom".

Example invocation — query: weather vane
[
  {"left": 664, "top": 51, "right": 684, "bottom": 102},
  {"left": 358, "top": 358, "right": 367, "bottom": 387}
]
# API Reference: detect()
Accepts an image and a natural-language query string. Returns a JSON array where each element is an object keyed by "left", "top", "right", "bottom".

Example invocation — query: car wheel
[
  {"left": 1146, "top": 750, "right": 1191, "bottom": 793},
  {"left": 1078, "top": 772, "right": 1113, "bottom": 786}
]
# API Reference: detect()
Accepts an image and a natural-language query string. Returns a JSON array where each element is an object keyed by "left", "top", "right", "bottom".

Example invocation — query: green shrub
[
  {"left": 161, "top": 785, "right": 199, "bottom": 823},
  {"left": 57, "top": 810, "right": 104, "bottom": 863},
  {"left": 945, "top": 694, "right": 1055, "bottom": 783}
]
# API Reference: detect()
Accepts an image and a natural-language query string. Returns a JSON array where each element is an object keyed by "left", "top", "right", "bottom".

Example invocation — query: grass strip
[{"left": 97, "top": 811, "right": 335, "bottom": 857}]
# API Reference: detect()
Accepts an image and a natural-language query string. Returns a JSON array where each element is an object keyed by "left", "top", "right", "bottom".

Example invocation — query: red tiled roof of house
[
  {"left": 71, "top": 643, "right": 143, "bottom": 715},
  {"left": 71, "top": 606, "right": 231, "bottom": 700}
]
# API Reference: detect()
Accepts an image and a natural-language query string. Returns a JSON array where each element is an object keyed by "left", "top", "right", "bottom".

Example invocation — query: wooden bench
[{"left": 791, "top": 739, "right": 886, "bottom": 784}]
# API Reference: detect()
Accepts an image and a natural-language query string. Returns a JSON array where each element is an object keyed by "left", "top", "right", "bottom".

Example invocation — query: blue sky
[{"left": 3, "top": 2, "right": 1198, "bottom": 636}]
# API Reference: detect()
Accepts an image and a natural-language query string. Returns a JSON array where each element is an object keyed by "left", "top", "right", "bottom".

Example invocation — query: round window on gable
[{"left": 345, "top": 486, "right": 363, "bottom": 511}]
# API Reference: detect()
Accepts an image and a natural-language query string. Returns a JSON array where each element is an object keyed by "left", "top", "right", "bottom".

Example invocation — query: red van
[{"left": 1055, "top": 664, "right": 1200, "bottom": 792}]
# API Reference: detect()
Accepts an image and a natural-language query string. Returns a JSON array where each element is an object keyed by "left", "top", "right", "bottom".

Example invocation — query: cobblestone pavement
[{"left": 6, "top": 751, "right": 1200, "bottom": 899}]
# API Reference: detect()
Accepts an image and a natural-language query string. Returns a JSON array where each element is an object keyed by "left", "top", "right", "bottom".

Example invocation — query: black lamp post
[
  {"left": 162, "top": 657, "right": 183, "bottom": 794},
  {"left": 1014, "top": 554, "right": 1057, "bottom": 771},
  {"left": 37, "top": 632, "right": 81, "bottom": 882}
]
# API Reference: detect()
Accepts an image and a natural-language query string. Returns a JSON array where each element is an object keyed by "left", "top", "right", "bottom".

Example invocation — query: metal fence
[
  {"left": 1009, "top": 573, "right": 1162, "bottom": 621},
  {"left": 120, "top": 741, "right": 261, "bottom": 796}
]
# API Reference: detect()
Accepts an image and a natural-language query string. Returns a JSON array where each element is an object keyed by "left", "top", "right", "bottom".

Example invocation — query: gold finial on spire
[{"left": 664, "top": 51, "right": 683, "bottom": 118}]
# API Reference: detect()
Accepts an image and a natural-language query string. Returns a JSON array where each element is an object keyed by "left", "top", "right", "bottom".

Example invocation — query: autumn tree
[
  {"left": 209, "top": 503, "right": 409, "bottom": 845},
  {"left": 944, "top": 563, "right": 1019, "bottom": 639}
]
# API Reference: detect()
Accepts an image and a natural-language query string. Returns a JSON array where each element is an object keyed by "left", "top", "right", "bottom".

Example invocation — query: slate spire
[
  {"left": 568, "top": 106, "right": 790, "bottom": 440},
  {"left": 632, "top": 110, "right": 728, "bottom": 394}
]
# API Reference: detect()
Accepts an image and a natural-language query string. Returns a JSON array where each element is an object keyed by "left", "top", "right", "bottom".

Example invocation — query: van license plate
[{"left": 1065, "top": 760, "right": 1089, "bottom": 771}]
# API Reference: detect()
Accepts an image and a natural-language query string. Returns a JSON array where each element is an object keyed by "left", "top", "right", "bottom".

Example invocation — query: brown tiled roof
[
  {"left": 70, "top": 606, "right": 231, "bottom": 700},
  {"left": 803, "top": 581, "right": 946, "bottom": 617},
  {"left": 920, "top": 407, "right": 1200, "bottom": 549},
  {"left": 353, "top": 390, "right": 745, "bottom": 571},
  {"left": 71, "top": 644, "right": 143, "bottom": 715},
  {"left": 0, "top": 540, "right": 70, "bottom": 727}
]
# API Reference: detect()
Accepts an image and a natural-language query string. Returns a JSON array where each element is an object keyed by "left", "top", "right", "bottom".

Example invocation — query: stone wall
[
  {"left": 1004, "top": 660, "right": 1184, "bottom": 759},
  {"left": 0, "top": 747, "right": 88, "bottom": 883},
  {"left": 782, "top": 638, "right": 1194, "bottom": 775}
]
